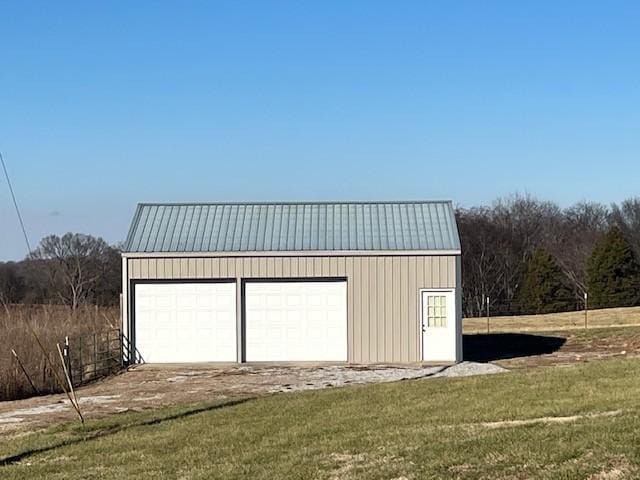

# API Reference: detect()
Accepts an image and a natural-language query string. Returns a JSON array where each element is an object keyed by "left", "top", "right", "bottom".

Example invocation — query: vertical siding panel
[
  {"left": 148, "top": 258, "right": 157, "bottom": 279},
  {"left": 209, "top": 258, "right": 219, "bottom": 278},
  {"left": 432, "top": 256, "right": 441, "bottom": 288},
  {"left": 439, "top": 256, "right": 448, "bottom": 288},
  {"left": 408, "top": 256, "right": 417, "bottom": 361},
  {"left": 156, "top": 258, "right": 165, "bottom": 278},
  {"left": 186, "top": 258, "right": 195, "bottom": 278},
  {"left": 311, "top": 257, "right": 317, "bottom": 276},
  {"left": 330, "top": 257, "right": 338, "bottom": 276},
  {"left": 448, "top": 256, "right": 456, "bottom": 288},
  {"left": 337, "top": 257, "right": 346, "bottom": 276},
  {"left": 171, "top": 258, "right": 179, "bottom": 279},
  {"left": 218, "top": 257, "right": 228, "bottom": 278},
  {"left": 244, "top": 257, "right": 252, "bottom": 277},
  {"left": 377, "top": 257, "right": 386, "bottom": 362},
  {"left": 400, "top": 256, "right": 408, "bottom": 362},
  {"left": 392, "top": 257, "right": 401, "bottom": 362},
  {"left": 361, "top": 257, "right": 370, "bottom": 362},
  {"left": 227, "top": 257, "right": 236, "bottom": 278},
  {"left": 203, "top": 258, "right": 212, "bottom": 278},
  {"left": 140, "top": 259, "right": 149, "bottom": 278},
  {"left": 416, "top": 257, "right": 425, "bottom": 359},
  {"left": 424, "top": 257, "right": 433, "bottom": 288},
  {"left": 275, "top": 258, "right": 283, "bottom": 277},
  {"left": 385, "top": 257, "right": 393, "bottom": 362},
  {"left": 282, "top": 257, "right": 291, "bottom": 277},
  {"left": 321, "top": 257, "right": 330, "bottom": 277},
  {"left": 211, "top": 257, "right": 219, "bottom": 278},
  {"left": 131, "top": 259, "right": 141, "bottom": 279},
  {"left": 314, "top": 257, "right": 322, "bottom": 277},
  {"left": 178, "top": 259, "right": 187, "bottom": 278},
  {"left": 290, "top": 257, "right": 298, "bottom": 277},
  {"left": 267, "top": 257, "right": 275, "bottom": 277},
  {"left": 259, "top": 257, "right": 267, "bottom": 277},
  {"left": 251, "top": 258, "right": 260, "bottom": 277},
  {"left": 352, "top": 257, "right": 362, "bottom": 363},
  {"left": 196, "top": 258, "right": 204, "bottom": 278},
  {"left": 369, "top": 257, "right": 377, "bottom": 362},
  {"left": 345, "top": 256, "right": 355, "bottom": 363}
]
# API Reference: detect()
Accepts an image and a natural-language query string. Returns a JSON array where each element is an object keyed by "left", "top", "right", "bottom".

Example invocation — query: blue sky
[{"left": 1, "top": 1, "right": 639, "bottom": 260}]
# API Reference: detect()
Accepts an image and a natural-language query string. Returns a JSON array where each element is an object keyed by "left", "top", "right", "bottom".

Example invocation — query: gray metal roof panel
[{"left": 123, "top": 201, "right": 461, "bottom": 253}]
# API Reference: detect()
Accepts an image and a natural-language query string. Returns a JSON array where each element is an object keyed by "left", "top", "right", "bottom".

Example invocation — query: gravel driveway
[{"left": 0, "top": 361, "right": 506, "bottom": 435}]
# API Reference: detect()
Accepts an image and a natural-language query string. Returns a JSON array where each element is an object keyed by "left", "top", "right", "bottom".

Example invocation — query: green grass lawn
[{"left": 3, "top": 357, "right": 640, "bottom": 479}]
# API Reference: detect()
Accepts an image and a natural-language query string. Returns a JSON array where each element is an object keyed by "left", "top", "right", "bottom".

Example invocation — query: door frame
[
  {"left": 419, "top": 288, "right": 456, "bottom": 362},
  {"left": 129, "top": 278, "right": 237, "bottom": 363},
  {"left": 241, "top": 277, "right": 348, "bottom": 363}
]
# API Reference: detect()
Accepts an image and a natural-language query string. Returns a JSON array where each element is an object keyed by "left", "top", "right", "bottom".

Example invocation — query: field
[
  {"left": 0, "top": 305, "right": 118, "bottom": 401},
  {"left": 464, "top": 305, "right": 640, "bottom": 333},
  {"left": 2, "top": 355, "right": 640, "bottom": 479},
  {"left": 2, "top": 305, "right": 640, "bottom": 478}
]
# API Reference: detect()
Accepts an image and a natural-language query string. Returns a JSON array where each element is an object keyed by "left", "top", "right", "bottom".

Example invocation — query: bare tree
[
  {"left": 0, "top": 262, "right": 24, "bottom": 315},
  {"left": 545, "top": 202, "right": 609, "bottom": 296},
  {"left": 30, "top": 233, "right": 117, "bottom": 310},
  {"left": 611, "top": 198, "right": 640, "bottom": 256}
]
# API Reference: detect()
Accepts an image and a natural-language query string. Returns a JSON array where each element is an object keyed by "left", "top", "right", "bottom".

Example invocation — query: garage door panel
[
  {"left": 135, "top": 282, "right": 236, "bottom": 363},
  {"left": 245, "top": 281, "right": 347, "bottom": 362}
]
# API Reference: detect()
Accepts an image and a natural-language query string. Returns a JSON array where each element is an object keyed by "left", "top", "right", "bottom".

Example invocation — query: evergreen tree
[
  {"left": 587, "top": 226, "right": 640, "bottom": 308},
  {"left": 516, "top": 249, "right": 574, "bottom": 314}
]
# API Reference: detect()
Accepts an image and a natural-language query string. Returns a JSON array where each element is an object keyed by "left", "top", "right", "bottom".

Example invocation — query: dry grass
[
  {"left": 464, "top": 306, "right": 640, "bottom": 334},
  {"left": 0, "top": 305, "right": 119, "bottom": 402}
]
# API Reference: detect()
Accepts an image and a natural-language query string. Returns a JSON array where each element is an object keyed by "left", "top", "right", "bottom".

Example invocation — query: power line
[{"left": 0, "top": 151, "right": 32, "bottom": 254}]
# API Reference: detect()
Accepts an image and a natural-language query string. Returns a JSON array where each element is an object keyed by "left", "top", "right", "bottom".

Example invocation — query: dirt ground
[
  {"left": 464, "top": 326, "right": 640, "bottom": 368},
  {"left": 2, "top": 326, "right": 638, "bottom": 439},
  {"left": 0, "top": 362, "right": 504, "bottom": 436}
]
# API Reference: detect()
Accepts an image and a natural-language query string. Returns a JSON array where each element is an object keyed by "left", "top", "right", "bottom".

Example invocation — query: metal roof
[{"left": 123, "top": 201, "right": 461, "bottom": 253}]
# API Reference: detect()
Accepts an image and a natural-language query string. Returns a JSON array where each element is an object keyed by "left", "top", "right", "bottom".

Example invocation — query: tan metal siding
[{"left": 128, "top": 254, "right": 458, "bottom": 363}]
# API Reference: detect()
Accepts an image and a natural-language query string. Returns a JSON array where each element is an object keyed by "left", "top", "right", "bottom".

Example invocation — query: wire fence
[
  {"left": 460, "top": 291, "right": 640, "bottom": 334},
  {"left": 62, "top": 329, "right": 124, "bottom": 387}
]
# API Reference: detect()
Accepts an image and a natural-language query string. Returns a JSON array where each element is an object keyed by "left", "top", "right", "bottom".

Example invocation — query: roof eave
[{"left": 121, "top": 249, "right": 462, "bottom": 258}]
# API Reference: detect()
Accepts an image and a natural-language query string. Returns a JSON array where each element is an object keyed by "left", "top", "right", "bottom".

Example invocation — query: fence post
[
  {"left": 63, "top": 336, "right": 73, "bottom": 387},
  {"left": 486, "top": 296, "right": 490, "bottom": 334},
  {"left": 584, "top": 292, "right": 588, "bottom": 329},
  {"left": 119, "top": 329, "right": 124, "bottom": 367},
  {"left": 93, "top": 333, "right": 97, "bottom": 379}
]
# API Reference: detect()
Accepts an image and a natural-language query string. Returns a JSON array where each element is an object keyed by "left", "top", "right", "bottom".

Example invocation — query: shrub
[{"left": 587, "top": 226, "right": 640, "bottom": 308}]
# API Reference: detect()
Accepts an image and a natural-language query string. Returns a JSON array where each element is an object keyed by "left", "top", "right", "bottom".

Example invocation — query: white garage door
[
  {"left": 134, "top": 282, "right": 236, "bottom": 363},
  {"left": 245, "top": 281, "right": 347, "bottom": 362}
]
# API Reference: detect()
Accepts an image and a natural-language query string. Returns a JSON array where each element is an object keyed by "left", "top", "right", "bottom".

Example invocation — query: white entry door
[
  {"left": 421, "top": 289, "right": 456, "bottom": 362},
  {"left": 134, "top": 282, "right": 236, "bottom": 363},
  {"left": 245, "top": 281, "right": 347, "bottom": 362}
]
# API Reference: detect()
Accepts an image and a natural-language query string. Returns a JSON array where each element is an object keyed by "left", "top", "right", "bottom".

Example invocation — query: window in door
[{"left": 424, "top": 293, "right": 448, "bottom": 327}]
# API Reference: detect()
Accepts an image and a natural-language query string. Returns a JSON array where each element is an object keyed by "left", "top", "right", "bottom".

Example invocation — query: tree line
[
  {"left": 0, "top": 233, "right": 121, "bottom": 311},
  {"left": 458, "top": 195, "right": 640, "bottom": 317},
  {"left": 2, "top": 195, "right": 640, "bottom": 316}
]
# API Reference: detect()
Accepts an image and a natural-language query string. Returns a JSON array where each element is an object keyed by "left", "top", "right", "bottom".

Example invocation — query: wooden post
[
  {"left": 93, "top": 333, "right": 97, "bottom": 379},
  {"left": 486, "top": 296, "right": 490, "bottom": 334},
  {"left": 78, "top": 335, "right": 84, "bottom": 383},
  {"left": 57, "top": 343, "right": 84, "bottom": 424},
  {"left": 584, "top": 292, "right": 588, "bottom": 329},
  {"left": 25, "top": 321, "right": 83, "bottom": 424},
  {"left": 118, "top": 330, "right": 124, "bottom": 367},
  {"left": 63, "top": 336, "right": 73, "bottom": 387},
  {"left": 11, "top": 349, "right": 39, "bottom": 395}
]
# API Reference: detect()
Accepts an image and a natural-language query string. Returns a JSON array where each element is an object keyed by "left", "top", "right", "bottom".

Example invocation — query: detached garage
[{"left": 121, "top": 201, "right": 462, "bottom": 364}]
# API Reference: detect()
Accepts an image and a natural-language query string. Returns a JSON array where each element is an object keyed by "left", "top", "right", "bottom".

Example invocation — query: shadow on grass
[
  {"left": 0, "top": 396, "right": 255, "bottom": 467},
  {"left": 464, "top": 333, "right": 566, "bottom": 362}
]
